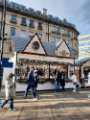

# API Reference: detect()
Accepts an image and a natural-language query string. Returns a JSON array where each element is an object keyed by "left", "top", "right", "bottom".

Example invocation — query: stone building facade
[{"left": 0, "top": 1, "right": 79, "bottom": 90}]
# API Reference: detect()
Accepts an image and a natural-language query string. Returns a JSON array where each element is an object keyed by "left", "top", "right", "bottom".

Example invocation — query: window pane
[
  {"left": 38, "top": 22, "right": 43, "bottom": 30},
  {"left": 10, "top": 27, "right": 16, "bottom": 36},
  {"left": 10, "top": 15, "right": 17, "bottom": 24},
  {"left": 21, "top": 17, "right": 27, "bottom": 26},
  {"left": 29, "top": 20, "right": 35, "bottom": 28}
]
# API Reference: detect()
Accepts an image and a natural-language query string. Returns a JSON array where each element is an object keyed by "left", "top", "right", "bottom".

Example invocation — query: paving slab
[{"left": 0, "top": 90, "right": 90, "bottom": 120}]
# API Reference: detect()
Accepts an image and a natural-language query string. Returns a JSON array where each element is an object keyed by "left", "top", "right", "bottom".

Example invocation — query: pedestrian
[
  {"left": 87, "top": 72, "right": 90, "bottom": 100},
  {"left": 0, "top": 62, "right": 3, "bottom": 91},
  {"left": 88, "top": 72, "right": 90, "bottom": 85},
  {"left": 24, "top": 67, "right": 37, "bottom": 100},
  {"left": 0, "top": 73, "right": 16, "bottom": 111},
  {"left": 80, "top": 73, "right": 85, "bottom": 88},
  {"left": 56, "top": 71, "right": 61, "bottom": 91},
  {"left": 70, "top": 72, "right": 80, "bottom": 92},
  {"left": 60, "top": 71, "right": 65, "bottom": 91},
  {"left": 33, "top": 68, "right": 39, "bottom": 98},
  {"left": 0, "top": 62, "right": 3, "bottom": 105}
]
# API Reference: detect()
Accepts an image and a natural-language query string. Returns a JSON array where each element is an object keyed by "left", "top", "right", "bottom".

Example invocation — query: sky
[{"left": 10, "top": 0, "right": 90, "bottom": 35}]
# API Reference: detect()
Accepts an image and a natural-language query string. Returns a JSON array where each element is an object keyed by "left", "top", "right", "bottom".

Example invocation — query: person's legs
[
  {"left": 24, "top": 85, "right": 30, "bottom": 98},
  {"left": 73, "top": 84, "right": 76, "bottom": 92},
  {"left": 9, "top": 97, "right": 14, "bottom": 110},
  {"left": 0, "top": 99, "right": 9, "bottom": 108},
  {"left": 62, "top": 85, "right": 65, "bottom": 91},
  {"left": 56, "top": 82, "right": 60, "bottom": 92},
  {"left": 32, "top": 87, "right": 37, "bottom": 98}
]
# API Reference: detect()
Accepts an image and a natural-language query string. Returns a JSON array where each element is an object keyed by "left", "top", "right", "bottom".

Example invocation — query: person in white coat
[
  {"left": 70, "top": 72, "right": 80, "bottom": 92},
  {"left": 88, "top": 72, "right": 90, "bottom": 85},
  {"left": 0, "top": 73, "right": 16, "bottom": 111}
]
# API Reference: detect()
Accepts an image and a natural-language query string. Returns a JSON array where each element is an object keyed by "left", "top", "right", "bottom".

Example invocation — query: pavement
[{"left": 0, "top": 89, "right": 90, "bottom": 120}]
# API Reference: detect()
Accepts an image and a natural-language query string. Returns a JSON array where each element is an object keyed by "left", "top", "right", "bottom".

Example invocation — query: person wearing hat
[{"left": 0, "top": 73, "right": 16, "bottom": 111}]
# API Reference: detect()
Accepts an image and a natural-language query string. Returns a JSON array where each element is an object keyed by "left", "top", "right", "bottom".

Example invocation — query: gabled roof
[
  {"left": 43, "top": 40, "right": 57, "bottom": 56},
  {"left": 23, "top": 33, "right": 47, "bottom": 55},
  {"left": 11, "top": 36, "right": 31, "bottom": 52},
  {"left": 56, "top": 39, "right": 70, "bottom": 51},
  {"left": 55, "top": 39, "right": 77, "bottom": 57},
  {"left": 11, "top": 34, "right": 77, "bottom": 57},
  {"left": 67, "top": 43, "right": 78, "bottom": 57}
]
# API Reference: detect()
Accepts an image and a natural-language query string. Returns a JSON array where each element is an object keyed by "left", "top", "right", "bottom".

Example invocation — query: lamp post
[
  {"left": 74, "top": 57, "right": 75, "bottom": 73},
  {"left": 43, "top": 8, "right": 50, "bottom": 80},
  {"left": 0, "top": 0, "right": 7, "bottom": 91},
  {"left": 1, "top": 0, "right": 7, "bottom": 61},
  {"left": 0, "top": 3, "right": 3, "bottom": 42}
]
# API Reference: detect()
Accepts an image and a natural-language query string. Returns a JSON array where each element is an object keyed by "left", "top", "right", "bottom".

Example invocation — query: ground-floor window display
[
  {"left": 15, "top": 53, "right": 74, "bottom": 90},
  {"left": 83, "top": 67, "right": 90, "bottom": 79},
  {"left": 16, "top": 59, "right": 68, "bottom": 84}
]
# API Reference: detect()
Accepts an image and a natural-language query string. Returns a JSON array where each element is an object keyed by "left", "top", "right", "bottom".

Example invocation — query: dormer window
[
  {"left": 38, "top": 22, "right": 43, "bottom": 30},
  {"left": 29, "top": 20, "right": 35, "bottom": 28},
  {"left": 21, "top": 17, "right": 27, "bottom": 26},
  {"left": 10, "top": 15, "right": 17, "bottom": 24}
]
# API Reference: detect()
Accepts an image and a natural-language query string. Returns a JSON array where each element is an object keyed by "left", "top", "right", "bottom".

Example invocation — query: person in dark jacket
[
  {"left": 24, "top": 67, "right": 37, "bottom": 99},
  {"left": 34, "top": 68, "right": 39, "bottom": 89},
  {"left": 33, "top": 68, "right": 39, "bottom": 98},
  {"left": 60, "top": 71, "right": 65, "bottom": 91},
  {"left": 56, "top": 71, "right": 61, "bottom": 91},
  {"left": 0, "top": 63, "right": 3, "bottom": 91}
]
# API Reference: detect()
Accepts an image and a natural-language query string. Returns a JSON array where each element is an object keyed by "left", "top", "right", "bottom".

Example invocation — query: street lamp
[
  {"left": 1, "top": 0, "right": 7, "bottom": 61},
  {"left": 0, "top": 3, "right": 3, "bottom": 41},
  {"left": 0, "top": 0, "right": 7, "bottom": 91}
]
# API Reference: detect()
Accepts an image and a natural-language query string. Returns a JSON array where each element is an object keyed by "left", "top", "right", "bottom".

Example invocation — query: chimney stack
[
  {"left": 0, "top": 0, "right": 9, "bottom": 4},
  {"left": 43, "top": 8, "right": 47, "bottom": 16}
]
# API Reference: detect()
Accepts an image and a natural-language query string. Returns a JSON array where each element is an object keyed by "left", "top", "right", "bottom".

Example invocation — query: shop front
[{"left": 15, "top": 53, "right": 74, "bottom": 91}]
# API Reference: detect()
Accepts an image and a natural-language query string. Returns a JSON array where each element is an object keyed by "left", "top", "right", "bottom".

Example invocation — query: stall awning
[{"left": 17, "top": 53, "right": 74, "bottom": 65}]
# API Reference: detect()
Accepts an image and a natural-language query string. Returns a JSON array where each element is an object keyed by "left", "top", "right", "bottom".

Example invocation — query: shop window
[
  {"left": 9, "top": 46, "right": 12, "bottom": 52},
  {"left": 38, "top": 22, "right": 43, "bottom": 30},
  {"left": 10, "top": 15, "right": 17, "bottom": 24},
  {"left": 29, "top": 20, "right": 35, "bottom": 28},
  {"left": 21, "top": 17, "right": 27, "bottom": 26},
  {"left": 10, "top": 27, "right": 16, "bottom": 36},
  {"left": 37, "top": 32, "right": 42, "bottom": 38},
  {"left": 84, "top": 67, "right": 90, "bottom": 80}
]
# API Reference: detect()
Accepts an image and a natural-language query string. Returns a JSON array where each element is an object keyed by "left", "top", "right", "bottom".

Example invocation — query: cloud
[
  {"left": 81, "top": 0, "right": 90, "bottom": 24},
  {"left": 75, "top": 0, "right": 90, "bottom": 34},
  {"left": 9, "top": 0, "right": 90, "bottom": 34}
]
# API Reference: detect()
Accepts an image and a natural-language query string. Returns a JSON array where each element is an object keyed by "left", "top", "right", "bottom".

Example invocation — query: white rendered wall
[{"left": 16, "top": 82, "right": 73, "bottom": 92}]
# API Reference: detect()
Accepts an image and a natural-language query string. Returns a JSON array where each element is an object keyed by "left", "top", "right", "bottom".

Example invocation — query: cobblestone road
[{"left": 0, "top": 90, "right": 90, "bottom": 120}]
